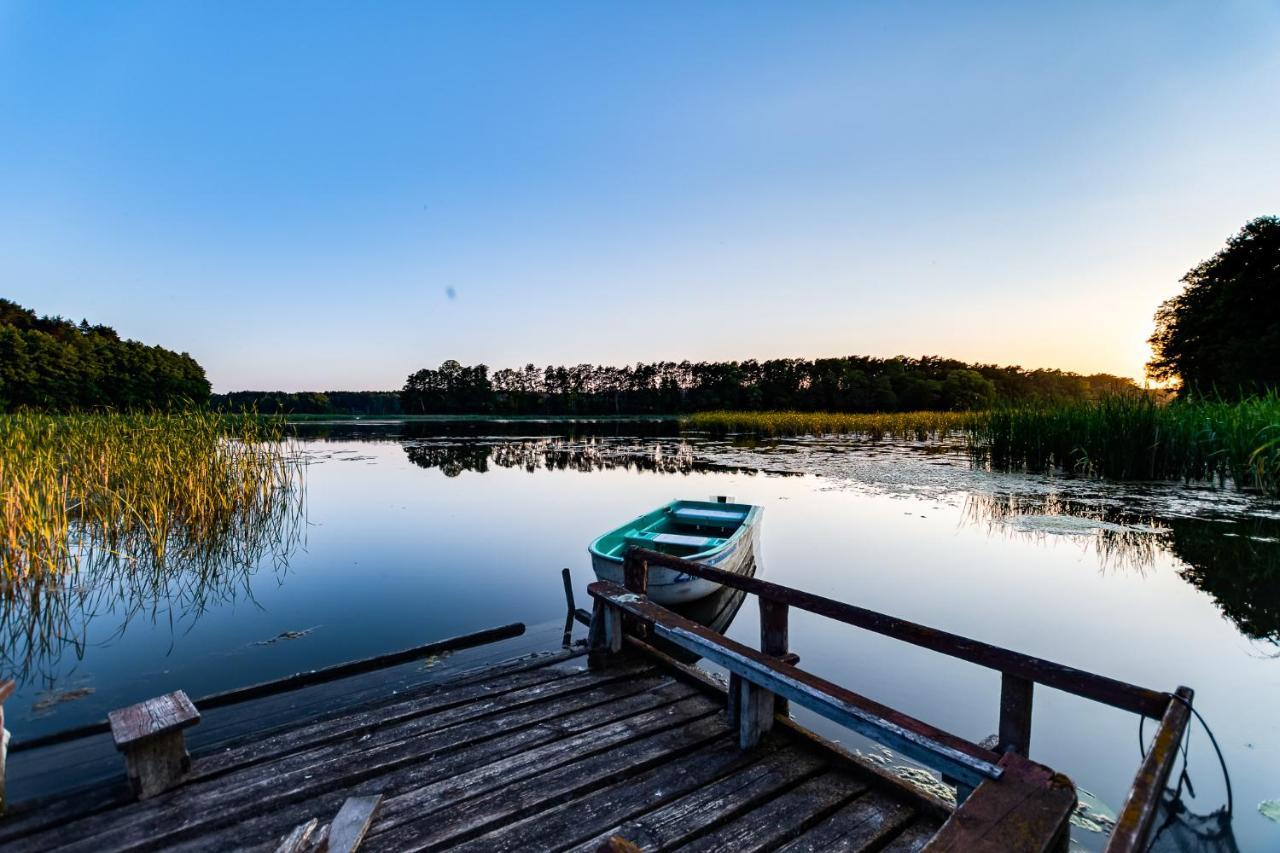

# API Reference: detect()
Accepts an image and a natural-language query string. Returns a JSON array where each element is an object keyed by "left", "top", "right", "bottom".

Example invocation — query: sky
[{"left": 1, "top": 2, "right": 1278, "bottom": 392}]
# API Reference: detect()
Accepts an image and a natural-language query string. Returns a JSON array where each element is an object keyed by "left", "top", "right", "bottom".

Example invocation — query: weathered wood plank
[
  {"left": 31, "top": 674, "right": 686, "bottom": 853},
  {"left": 566, "top": 745, "right": 827, "bottom": 852},
  {"left": 189, "top": 660, "right": 617, "bottom": 780},
  {"left": 445, "top": 736, "right": 781, "bottom": 852},
  {"left": 327, "top": 795, "right": 381, "bottom": 853},
  {"left": 0, "top": 653, "right": 590, "bottom": 846},
  {"left": 674, "top": 770, "right": 868, "bottom": 853},
  {"left": 368, "top": 713, "right": 732, "bottom": 850},
  {"left": 879, "top": 820, "right": 939, "bottom": 852},
  {"left": 926, "top": 752, "right": 1075, "bottom": 853},
  {"left": 108, "top": 692, "right": 200, "bottom": 748},
  {"left": 274, "top": 817, "right": 319, "bottom": 853},
  {"left": 158, "top": 690, "right": 717, "bottom": 853},
  {"left": 774, "top": 791, "right": 915, "bottom": 852}
]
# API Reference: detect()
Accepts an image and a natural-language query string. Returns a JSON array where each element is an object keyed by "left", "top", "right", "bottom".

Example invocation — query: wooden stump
[{"left": 108, "top": 690, "right": 200, "bottom": 799}]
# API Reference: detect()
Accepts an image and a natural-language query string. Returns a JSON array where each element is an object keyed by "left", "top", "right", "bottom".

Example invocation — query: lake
[{"left": 7, "top": 420, "right": 1278, "bottom": 850}]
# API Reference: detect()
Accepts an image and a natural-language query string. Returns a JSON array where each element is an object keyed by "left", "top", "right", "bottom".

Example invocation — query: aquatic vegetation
[
  {"left": 0, "top": 411, "right": 305, "bottom": 682},
  {"left": 970, "top": 394, "right": 1280, "bottom": 494},
  {"left": 683, "top": 410, "right": 980, "bottom": 440},
  {"left": 689, "top": 396, "right": 1280, "bottom": 495},
  {"left": 0, "top": 410, "right": 301, "bottom": 581}
]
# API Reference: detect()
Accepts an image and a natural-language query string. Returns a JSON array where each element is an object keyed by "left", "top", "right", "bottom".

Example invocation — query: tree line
[
  {"left": 0, "top": 299, "right": 210, "bottom": 411},
  {"left": 400, "top": 356, "right": 1139, "bottom": 416},
  {"left": 209, "top": 390, "right": 404, "bottom": 415}
]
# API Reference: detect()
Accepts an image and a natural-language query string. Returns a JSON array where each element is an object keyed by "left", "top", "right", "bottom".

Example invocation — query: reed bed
[
  {"left": 0, "top": 410, "right": 305, "bottom": 681},
  {"left": 685, "top": 398, "right": 1280, "bottom": 495},
  {"left": 0, "top": 410, "right": 303, "bottom": 581},
  {"left": 970, "top": 394, "right": 1280, "bottom": 493},
  {"left": 683, "top": 410, "right": 981, "bottom": 441}
]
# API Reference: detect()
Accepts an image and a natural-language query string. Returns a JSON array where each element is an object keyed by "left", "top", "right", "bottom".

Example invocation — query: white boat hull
[{"left": 591, "top": 520, "right": 760, "bottom": 605}]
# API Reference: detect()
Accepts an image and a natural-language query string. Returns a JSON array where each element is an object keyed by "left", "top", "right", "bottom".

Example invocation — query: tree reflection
[
  {"left": 0, "top": 478, "right": 305, "bottom": 688},
  {"left": 403, "top": 436, "right": 768, "bottom": 477},
  {"left": 963, "top": 493, "right": 1280, "bottom": 645}
]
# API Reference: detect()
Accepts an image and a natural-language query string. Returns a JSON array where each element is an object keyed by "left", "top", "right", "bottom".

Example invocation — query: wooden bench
[{"left": 108, "top": 690, "right": 200, "bottom": 798}]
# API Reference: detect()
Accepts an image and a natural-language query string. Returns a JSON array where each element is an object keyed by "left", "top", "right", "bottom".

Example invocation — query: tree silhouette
[{"left": 1148, "top": 216, "right": 1280, "bottom": 396}]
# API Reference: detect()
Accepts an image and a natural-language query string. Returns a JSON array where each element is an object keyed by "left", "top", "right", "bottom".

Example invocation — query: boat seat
[
  {"left": 672, "top": 507, "right": 746, "bottom": 528},
  {"left": 624, "top": 532, "right": 721, "bottom": 552},
  {"left": 652, "top": 532, "right": 720, "bottom": 549}
]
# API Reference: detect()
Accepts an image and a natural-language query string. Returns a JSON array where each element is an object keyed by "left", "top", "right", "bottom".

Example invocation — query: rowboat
[{"left": 588, "top": 499, "right": 763, "bottom": 605}]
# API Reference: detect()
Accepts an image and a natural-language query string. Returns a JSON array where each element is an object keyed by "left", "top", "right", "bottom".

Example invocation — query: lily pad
[{"left": 1260, "top": 800, "right": 1280, "bottom": 823}]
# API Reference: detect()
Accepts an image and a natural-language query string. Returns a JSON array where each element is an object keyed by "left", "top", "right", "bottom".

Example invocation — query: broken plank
[{"left": 327, "top": 795, "right": 382, "bottom": 853}]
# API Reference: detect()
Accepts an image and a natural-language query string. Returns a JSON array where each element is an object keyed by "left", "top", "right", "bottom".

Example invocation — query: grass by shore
[
  {"left": 0, "top": 411, "right": 302, "bottom": 581},
  {"left": 684, "top": 397, "right": 1280, "bottom": 494},
  {"left": 972, "top": 394, "right": 1280, "bottom": 492},
  {"left": 683, "top": 410, "right": 980, "bottom": 440}
]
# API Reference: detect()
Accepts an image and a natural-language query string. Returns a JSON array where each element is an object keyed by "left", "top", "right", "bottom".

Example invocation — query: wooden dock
[
  {"left": 1, "top": 648, "right": 948, "bottom": 852},
  {"left": 0, "top": 548, "right": 1194, "bottom": 852}
]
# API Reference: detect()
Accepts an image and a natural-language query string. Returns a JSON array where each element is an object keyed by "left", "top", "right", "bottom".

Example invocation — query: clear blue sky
[{"left": 2, "top": 2, "right": 1277, "bottom": 392}]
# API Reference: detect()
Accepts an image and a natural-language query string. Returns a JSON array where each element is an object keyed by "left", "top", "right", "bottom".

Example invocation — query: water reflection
[
  {"left": 656, "top": 556, "right": 757, "bottom": 665},
  {"left": 402, "top": 436, "right": 783, "bottom": 477},
  {"left": 1, "top": 479, "right": 305, "bottom": 688},
  {"left": 291, "top": 418, "right": 682, "bottom": 442},
  {"left": 963, "top": 492, "right": 1280, "bottom": 646}
]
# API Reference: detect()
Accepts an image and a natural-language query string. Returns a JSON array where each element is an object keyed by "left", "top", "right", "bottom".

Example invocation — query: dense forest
[
  {"left": 0, "top": 299, "right": 210, "bottom": 411},
  {"left": 400, "top": 357, "right": 1140, "bottom": 415}
]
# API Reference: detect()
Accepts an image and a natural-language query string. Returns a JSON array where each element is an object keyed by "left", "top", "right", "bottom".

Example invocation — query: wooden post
[
  {"left": 587, "top": 599, "right": 623, "bottom": 669},
  {"left": 759, "top": 598, "right": 790, "bottom": 715},
  {"left": 737, "top": 676, "right": 775, "bottom": 748},
  {"left": 0, "top": 680, "right": 13, "bottom": 815},
  {"left": 622, "top": 551, "right": 649, "bottom": 595},
  {"left": 108, "top": 690, "right": 201, "bottom": 799},
  {"left": 998, "top": 673, "right": 1034, "bottom": 756},
  {"left": 726, "top": 672, "right": 743, "bottom": 726}
]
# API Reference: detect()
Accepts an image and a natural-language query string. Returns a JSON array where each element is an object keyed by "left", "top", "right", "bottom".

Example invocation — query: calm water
[{"left": 8, "top": 420, "right": 1279, "bottom": 850}]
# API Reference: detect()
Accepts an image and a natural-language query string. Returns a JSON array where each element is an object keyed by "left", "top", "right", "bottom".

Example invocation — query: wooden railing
[{"left": 588, "top": 547, "right": 1193, "bottom": 853}]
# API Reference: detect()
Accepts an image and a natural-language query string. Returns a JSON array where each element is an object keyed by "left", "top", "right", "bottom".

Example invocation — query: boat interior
[{"left": 592, "top": 500, "right": 753, "bottom": 560}]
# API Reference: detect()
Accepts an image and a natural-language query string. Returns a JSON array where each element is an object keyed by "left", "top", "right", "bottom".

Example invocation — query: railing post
[
  {"left": 623, "top": 550, "right": 649, "bottom": 596},
  {"left": 622, "top": 551, "right": 650, "bottom": 640},
  {"left": 759, "top": 598, "right": 790, "bottom": 715},
  {"left": 998, "top": 673, "right": 1034, "bottom": 756}
]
